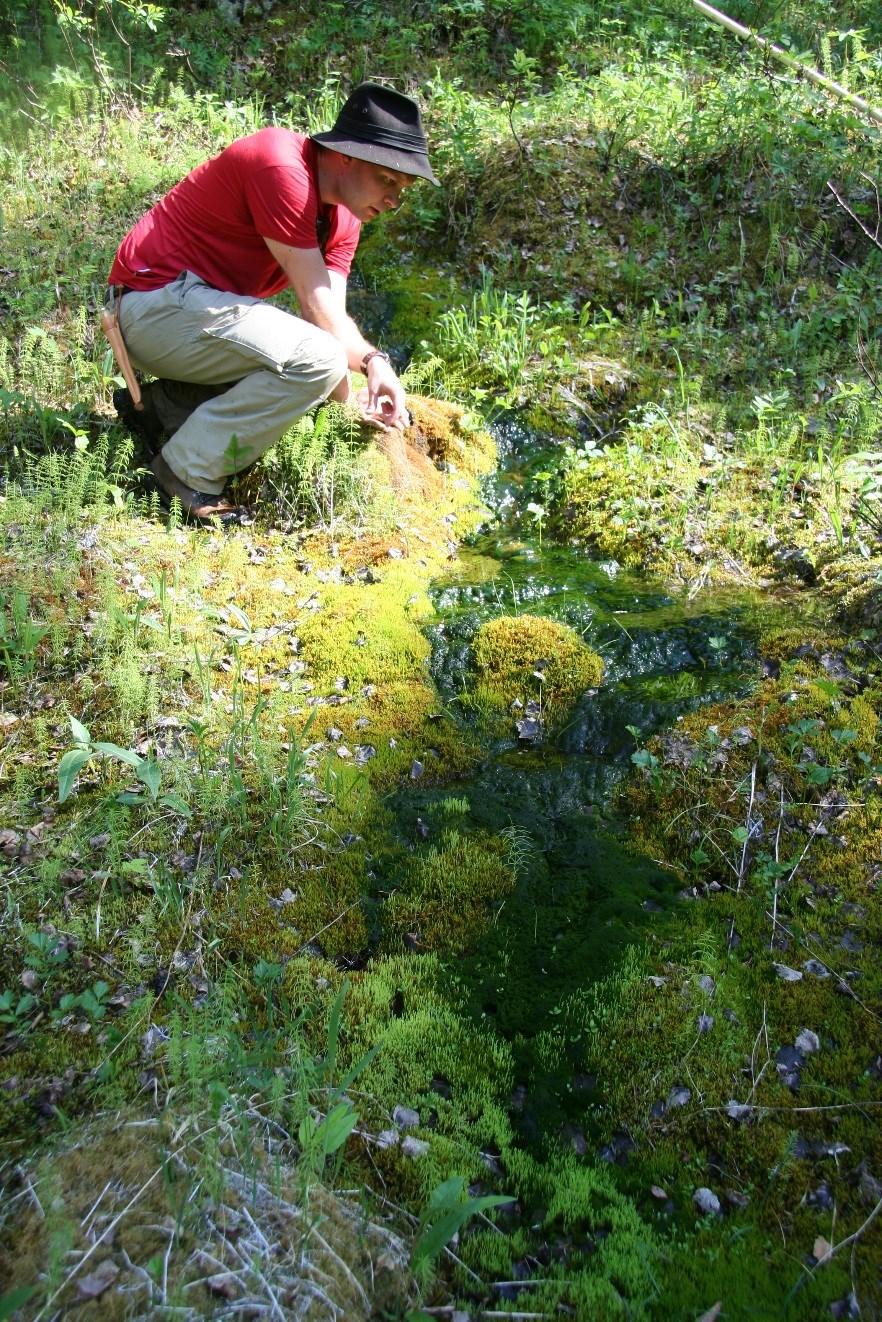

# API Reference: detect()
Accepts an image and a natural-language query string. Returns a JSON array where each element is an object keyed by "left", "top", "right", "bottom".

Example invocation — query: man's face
[{"left": 337, "top": 157, "right": 416, "bottom": 222}]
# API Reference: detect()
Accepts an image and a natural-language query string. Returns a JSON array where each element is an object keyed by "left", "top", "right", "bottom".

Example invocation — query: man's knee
[{"left": 280, "top": 329, "right": 347, "bottom": 397}]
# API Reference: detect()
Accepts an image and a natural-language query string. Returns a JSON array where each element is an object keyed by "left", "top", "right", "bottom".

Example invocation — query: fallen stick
[{"left": 692, "top": 0, "right": 882, "bottom": 127}]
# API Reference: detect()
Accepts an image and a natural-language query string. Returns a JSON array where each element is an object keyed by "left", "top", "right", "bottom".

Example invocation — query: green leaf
[
  {"left": 68, "top": 715, "right": 91, "bottom": 747},
  {"left": 0, "top": 1286, "right": 37, "bottom": 1320},
  {"left": 158, "top": 793, "right": 191, "bottom": 816},
  {"left": 312, "top": 1101, "right": 358, "bottom": 1157},
  {"left": 58, "top": 747, "right": 92, "bottom": 803},
  {"left": 93, "top": 741, "right": 143, "bottom": 768},
  {"left": 136, "top": 758, "right": 162, "bottom": 800},
  {"left": 412, "top": 1176, "right": 512, "bottom": 1268}
]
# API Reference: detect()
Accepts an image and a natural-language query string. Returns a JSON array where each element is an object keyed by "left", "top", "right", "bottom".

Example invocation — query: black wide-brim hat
[{"left": 311, "top": 82, "right": 439, "bottom": 185}]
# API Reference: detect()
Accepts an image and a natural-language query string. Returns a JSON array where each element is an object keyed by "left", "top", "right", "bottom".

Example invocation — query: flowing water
[{"left": 390, "top": 416, "right": 803, "bottom": 1147}]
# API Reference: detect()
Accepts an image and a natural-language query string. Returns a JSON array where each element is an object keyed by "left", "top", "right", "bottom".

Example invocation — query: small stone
[
  {"left": 666, "top": 1086, "right": 691, "bottom": 1110},
  {"left": 335, "top": 745, "right": 352, "bottom": 759},
  {"left": 724, "top": 1190, "right": 750, "bottom": 1210},
  {"left": 392, "top": 1105, "right": 420, "bottom": 1129},
  {"left": 859, "top": 1166, "right": 882, "bottom": 1206},
  {"left": 410, "top": 759, "right": 424, "bottom": 780},
  {"left": 516, "top": 717, "right": 542, "bottom": 741},
  {"left": 773, "top": 963, "right": 803, "bottom": 982},
  {"left": 142, "top": 1025, "right": 170, "bottom": 1058},
  {"left": 76, "top": 1259, "right": 119, "bottom": 1299},
  {"left": 725, "top": 1100, "right": 753, "bottom": 1121},
  {"left": 811, "top": 1234, "right": 832, "bottom": 1263},
  {"left": 650, "top": 1185, "right": 668, "bottom": 1200},
  {"left": 697, "top": 1013, "right": 714, "bottom": 1034},
  {"left": 776, "top": 1045, "right": 804, "bottom": 1072},
  {"left": 795, "top": 1028, "right": 821, "bottom": 1055},
  {"left": 693, "top": 1187, "right": 721, "bottom": 1216},
  {"left": 354, "top": 744, "right": 376, "bottom": 764},
  {"left": 376, "top": 1129, "right": 399, "bottom": 1149},
  {"left": 401, "top": 1136, "right": 429, "bottom": 1158},
  {"left": 326, "top": 726, "right": 343, "bottom": 742},
  {"left": 387, "top": 547, "right": 404, "bottom": 559},
  {"left": 20, "top": 969, "right": 40, "bottom": 990},
  {"left": 803, "top": 959, "right": 830, "bottom": 978},
  {"left": 560, "top": 1123, "right": 587, "bottom": 1155},
  {"left": 0, "top": 824, "right": 21, "bottom": 856},
  {"left": 697, "top": 975, "right": 715, "bottom": 995}
]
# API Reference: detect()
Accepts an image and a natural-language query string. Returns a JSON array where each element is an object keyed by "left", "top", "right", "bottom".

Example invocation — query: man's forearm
[{"left": 298, "top": 291, "right": 378, "bottom": 372}]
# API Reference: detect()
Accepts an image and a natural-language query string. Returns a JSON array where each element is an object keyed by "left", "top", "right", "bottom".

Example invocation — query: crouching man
[{"left": 108, "top": 82, "right": 437, "bottom": 519}]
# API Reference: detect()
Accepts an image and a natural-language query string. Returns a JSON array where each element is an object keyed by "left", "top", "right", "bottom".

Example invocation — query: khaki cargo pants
[{"left": 118, "top": 271, "right": 349, "bottom": 494}]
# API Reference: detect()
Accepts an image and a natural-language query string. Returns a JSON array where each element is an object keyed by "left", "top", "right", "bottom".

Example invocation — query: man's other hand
[
  {"left": 364, "top": 356, "right": 410, "bottom": 430},
  {"left": 354, "top": 386, "right": 411, "bottom": 432}
]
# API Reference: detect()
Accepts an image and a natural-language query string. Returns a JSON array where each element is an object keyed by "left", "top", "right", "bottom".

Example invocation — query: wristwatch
[{"left": 361, "top": 348, "right": 391, "bottom": 373}]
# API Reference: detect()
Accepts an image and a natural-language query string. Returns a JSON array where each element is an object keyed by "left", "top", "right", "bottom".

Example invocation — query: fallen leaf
[{"left": 813, "top": 1236, "right": 833, "bottom": 1263}]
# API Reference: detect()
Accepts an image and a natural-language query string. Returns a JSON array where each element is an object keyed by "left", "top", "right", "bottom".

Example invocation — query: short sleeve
[
  {"left": 323, "top": 210, "right": 361, "bottom": 277},
  {"left": 246, "top": 162, "right": 321, "bottom": 249}
]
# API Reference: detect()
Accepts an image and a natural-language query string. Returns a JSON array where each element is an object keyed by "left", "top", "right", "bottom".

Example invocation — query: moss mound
[
  {"left": 0, "top": 1109, "right": 416, "bottom": 1320},
  {"left": 472, "top": 614, "right": 603, "bottom": 717}
]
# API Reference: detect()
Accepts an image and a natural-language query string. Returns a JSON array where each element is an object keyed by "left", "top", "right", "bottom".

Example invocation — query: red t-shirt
[{"left": 109, "top": 130, "right": 361, "bottom": 297}]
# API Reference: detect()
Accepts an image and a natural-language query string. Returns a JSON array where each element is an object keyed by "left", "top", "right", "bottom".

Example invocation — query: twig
[
  {"left": 736, "top": 760, "right": 758, "bottom": 892},
  {"left": 80, "top": 1179, "right": 112, "bottom": 1231},
  {"left": 16, "top": 1164, "right": 45, "bottom": 1219},
  {"left": 807, "top": 1194, "right": 882, "bottom": 1272},
  {"left": 769, "top": 781, "right": 785, "bottom": 951},
  {"left": 746, "top": 1001, "right": 771, "bottom": 1105},
  {"left": 826, "top": 179, "right": 882, "bottom": 253}
]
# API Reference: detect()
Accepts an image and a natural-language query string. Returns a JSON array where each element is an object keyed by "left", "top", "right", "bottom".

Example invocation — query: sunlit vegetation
[{"left": 1, "top": 0, "right": 882, "bottom": 1317}]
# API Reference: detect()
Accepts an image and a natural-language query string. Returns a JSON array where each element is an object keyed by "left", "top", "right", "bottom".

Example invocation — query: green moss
[
  {"left": 383, "top": 829, "right": 515, "bottom": 953},
  {"left": 471, "top": 613, "right": 603, "bottom": 719}
]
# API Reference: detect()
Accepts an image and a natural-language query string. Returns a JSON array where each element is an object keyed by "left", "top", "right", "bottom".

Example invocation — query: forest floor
[{"left": 2, "top": 3, "right": 882, "bottom": 1317}]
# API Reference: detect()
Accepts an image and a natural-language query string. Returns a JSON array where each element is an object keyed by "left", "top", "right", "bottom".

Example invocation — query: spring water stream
[{"left": 389, "top": 415, "right": 802, "bottom": 1148}]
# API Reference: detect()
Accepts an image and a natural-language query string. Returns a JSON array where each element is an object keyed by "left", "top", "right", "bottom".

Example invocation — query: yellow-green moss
[{"left": 472, "top": 613, "right": 603, "bottom": 718}]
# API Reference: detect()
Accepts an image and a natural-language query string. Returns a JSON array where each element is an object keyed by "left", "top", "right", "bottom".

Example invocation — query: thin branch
[{"left": 826, "top": 180, "right": 882, "bottom": 253}]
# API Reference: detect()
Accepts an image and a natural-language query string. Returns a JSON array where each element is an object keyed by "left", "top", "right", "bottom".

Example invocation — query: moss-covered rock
[{"left": 471, "top": 613, "right": 603, "bottom": 719}]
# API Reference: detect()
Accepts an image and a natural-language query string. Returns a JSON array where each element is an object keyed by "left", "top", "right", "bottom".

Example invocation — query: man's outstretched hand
[{"left": 360, "top": 356, "right": 411, "bottom": 430}]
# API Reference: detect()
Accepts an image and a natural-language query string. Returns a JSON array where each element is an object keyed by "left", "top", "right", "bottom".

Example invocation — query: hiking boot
[
  {"left": 113, "top": 384, "right": 165, "bottom": 453},
  {"left": 149, "top": 453, "right": 243, "bottom": 523}
]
